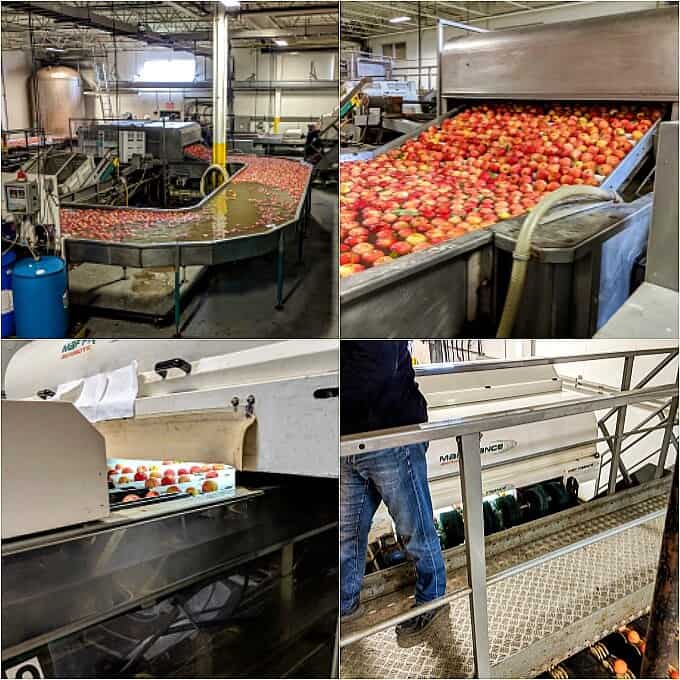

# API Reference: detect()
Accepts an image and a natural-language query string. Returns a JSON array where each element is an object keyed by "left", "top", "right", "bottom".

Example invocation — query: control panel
[{"left": 4, "top": 181, "right": 40, "bottom": 216}]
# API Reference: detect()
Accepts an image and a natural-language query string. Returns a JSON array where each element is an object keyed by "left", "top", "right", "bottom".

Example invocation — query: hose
[
  {"left": 200, "top": 163, "right": 228, "bottom": 197},
  {"left": 496, "top": 185, "right": 622, "bottom": 338}
]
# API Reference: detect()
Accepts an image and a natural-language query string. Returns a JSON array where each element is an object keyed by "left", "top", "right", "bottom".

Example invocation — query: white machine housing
[
  {"left": 415, "top": 365, "right": 599, "bottom": 510},
  {"left": 5, "top": 340, "right": 339, "bottom": 476}
]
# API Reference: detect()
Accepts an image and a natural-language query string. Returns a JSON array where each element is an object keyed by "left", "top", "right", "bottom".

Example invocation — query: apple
[
  {"left": 178, "top": 474, "right": 192, "bottom": 483},
  {"left": 145, "top": 490, "right": 159, "bottom": 498},
  {"left": 146, "top": 478, "right": 160, "bottom": 489},
  {"left": 118, "top": 475, "right": 131, "bottom": 484},
  {"left": 163, "top": 468, "right": 176, "bottom": 478},
  {"left": 190, "top": 465, "right": 202, "bottom": 474},
  {"left": 177, "top": 467, "right": 189, "bottom": 476},
  {"left": 161, "top": 475, "right": 175, "bottom": 486},
  {"left": 186, "top": 486, "right": 200, "bottom": 496},
  {"left": 205, "top": 470, "right": 219, "bottom": 479},
  {"left": 134, "top": 471, "right": 148, "bottom": 482},
  {"left": 150, "top": 471, "right": 163, "bottom": 479},
  {"left": 202, "top": 480, "right": 219, "bottom": 493},
  {"left": 165, "top": 485, "right": 181, "bottom": 494},
  {"left": 122, "top": 494, "right": 141, "bottom": 503},
  {"left": 136, "top": 465, "right": 147, "bottom": 473}
]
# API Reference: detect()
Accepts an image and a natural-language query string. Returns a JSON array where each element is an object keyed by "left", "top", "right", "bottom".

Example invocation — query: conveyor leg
[
  {"left": 656, "top": 395, "right": 678, "bottom": 478},
  {"left": 276, "top": 230, "right": 285, "bottom": 310},
  {"left": 641, "top": 461, "right": 679, "bottom": 678},
  {"left": 458, "top": 432, "right": 491, "bottom": 678},
  {"left": 279, "top": 543, "right": 295, "bottom": 638},
  {"left": 173, "top": 268, "right": 181, "bottom": 337},
  {"left": 608, "top": 355, "right": 634, "bottom": 494},
  {"left": 331, "top": 614, "right": 340, "bottom": 678},
  {"left": 122, "top": 266, "right": 127, "bottom": 280}
]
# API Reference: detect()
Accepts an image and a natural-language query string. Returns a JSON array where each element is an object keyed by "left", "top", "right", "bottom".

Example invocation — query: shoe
[
  {"left": 341, "top": 603, "right": 365, "bottom": 623},
  {"left": 395, "top": 603, "right": 450, "bottom": 648}
]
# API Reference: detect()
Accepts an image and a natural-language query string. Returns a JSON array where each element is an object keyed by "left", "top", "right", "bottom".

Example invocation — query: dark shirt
[{"left": 341, "top": 341, "right": 428, "bottom": 436}]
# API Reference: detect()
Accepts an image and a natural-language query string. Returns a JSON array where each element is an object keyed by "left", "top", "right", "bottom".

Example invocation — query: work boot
[
  {"left": 395, "top": 603, "right": 450, "bottom": 648},
  {"left": 341, "top": 602, "right": 365, "bottom": 623}
]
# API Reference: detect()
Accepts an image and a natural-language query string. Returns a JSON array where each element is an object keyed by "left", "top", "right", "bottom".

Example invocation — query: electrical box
[
  {"left": 118, "top": 130, "right": 146, "bottom": 163},
  {"left": 4, "top": 181, "right": 40, "bottom": 216}
]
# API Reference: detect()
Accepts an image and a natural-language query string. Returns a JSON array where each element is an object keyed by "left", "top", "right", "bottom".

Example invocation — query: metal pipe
[
  {"left": 212, "top": 5, "right": 228, "bottom": 168},
  {"left": 341, "top": 384, "right": 679, "bottom": 457},
  {"left": 608, "top": 356, "right": 634, "bottom": 494},
  {"left": 656, "top": 396, "right": 678, "bottom": 479},
  {"left": 641, "top": 462, "right": 679, "bottom": 678},
  {"left": 458, "top": 432, "right": 491, "bottom": 678},
  {"left": 414, "top": 348, "right": 679, "bottom": 377}
]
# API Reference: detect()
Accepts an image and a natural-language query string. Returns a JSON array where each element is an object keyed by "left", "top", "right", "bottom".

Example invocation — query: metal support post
[
  {"left": 656, "top": 396, "right": 678, "bottom": 479},
  {"left": 608, "top": 355, "right": 634, "bottom": 494},
  {"left": 276, "top": 230, "right": 285, "bottom": 310},
  {"left": 641, "top": 462, "right": 679, "bottom": 678},
  {"left": 212, "top": 5, "right": 229, "bottom": 168},
  {"left": 173, "top": 267, "right": 181, "bottom": 337},
  {"left": 458, "top": 432, "right": 491, "bottom": 678}
]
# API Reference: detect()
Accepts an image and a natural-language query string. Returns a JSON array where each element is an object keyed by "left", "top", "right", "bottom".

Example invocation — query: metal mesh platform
[{"left": 340, "top": 483, "right": 669, "bottom": 679}]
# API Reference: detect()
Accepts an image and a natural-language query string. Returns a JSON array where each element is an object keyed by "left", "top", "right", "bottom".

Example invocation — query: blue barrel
[
  {"left": 1, "top": 251, "right": 17, "bottom": 337},
  {"left": 13, "top": 256, "right": 69, "bottom": 338}
]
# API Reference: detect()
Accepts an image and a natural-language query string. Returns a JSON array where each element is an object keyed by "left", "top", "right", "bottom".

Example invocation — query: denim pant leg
[
  {"left": 362, "top": 443, "right": 446, "bottom": 604},
  {"left": 340, "top": 456, "right": 381, "bottom": 616}
]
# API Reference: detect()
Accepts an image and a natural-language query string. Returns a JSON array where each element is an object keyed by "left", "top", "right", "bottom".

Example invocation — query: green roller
[
  {"left": 524, "top": 485, "right": 551, "bottom": 519},
  {"left": 495, "top": 494, "right": 522, "bottom": 528},
  {"left": 483, "top": 500, "right": 497, "bottom": 535},
  {"left": 439, "top": 509, "right": 465, "bottom": 548},
  {"left": 543, "top": 480, "right": 573, "bottom": 511}
]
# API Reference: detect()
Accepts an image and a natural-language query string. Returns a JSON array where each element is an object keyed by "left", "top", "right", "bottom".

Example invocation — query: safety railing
[{"left": 339, "top": 347, "right": 678, "bottom": 677}]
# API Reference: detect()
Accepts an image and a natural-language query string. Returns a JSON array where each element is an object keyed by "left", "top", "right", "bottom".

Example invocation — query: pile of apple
[
  {"left": 108, "top": 460, "right": 234, "bottom": 502},
  {"left": 340, "top": 103, "right": 662, "bottom": 277}
]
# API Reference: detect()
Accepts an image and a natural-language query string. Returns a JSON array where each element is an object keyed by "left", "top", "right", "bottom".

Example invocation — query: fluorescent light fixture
[
  {"left": 274, "top": 39, "right": 288, "bottom": 46},
  {"left": 389, "top": 16, "right": 411, "bottom": 23},
  {"left": 219, "top": 0, "right": 240, "bottom": 7},
  {"left": 45, "top": 47, "right": 66, "bottom": 52}
]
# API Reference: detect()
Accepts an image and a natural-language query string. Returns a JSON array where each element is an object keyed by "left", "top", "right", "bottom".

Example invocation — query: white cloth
[{"left": 52, "top": 361, "right": 139, "bottom": 422}]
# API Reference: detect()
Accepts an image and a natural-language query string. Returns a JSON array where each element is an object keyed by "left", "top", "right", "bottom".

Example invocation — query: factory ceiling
[
  {"left": 341, "top": 1, "right": 586, "bottom": 42},
  {"left": 0, "top": 1, "right": 339, "bottom": 55}
]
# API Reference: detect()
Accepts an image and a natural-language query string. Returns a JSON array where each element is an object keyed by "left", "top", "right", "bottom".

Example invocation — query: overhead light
[
  {"left": 389, "top": 16, "right": 411, "bottom": 23},
  {"left": 274, "top": 39, "right": 288, "bottom": 46},
  {"left": 219, "top": 0, "right": 240, "bottom": 7},
  {"left": 45, "top": 47, "right": 66, "bottom": 52}
]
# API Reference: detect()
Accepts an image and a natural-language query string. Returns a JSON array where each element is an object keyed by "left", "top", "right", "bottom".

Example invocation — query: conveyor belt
[{"left": 340, "top": 479, "right": 670, "bottom": 679}]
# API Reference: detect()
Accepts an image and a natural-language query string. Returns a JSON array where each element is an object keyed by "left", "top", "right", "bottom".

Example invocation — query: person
[
  {"left": 340, "top": 341, "right": 448, "bottom": 648},
  {"left": 304, "top": 122, "right": 324, "bottom": 164}
]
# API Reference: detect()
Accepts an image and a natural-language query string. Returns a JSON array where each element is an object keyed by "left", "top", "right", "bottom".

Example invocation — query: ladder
[{"left": 93, "top": 49, "right": 115, "bottom": 119}]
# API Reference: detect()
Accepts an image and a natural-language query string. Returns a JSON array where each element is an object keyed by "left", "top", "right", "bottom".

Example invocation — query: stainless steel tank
[{"left": 32, "top": 65, "right": 85, "bottom": 137}]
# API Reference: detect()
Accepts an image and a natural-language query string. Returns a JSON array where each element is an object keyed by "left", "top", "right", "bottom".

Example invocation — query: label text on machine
[
  {"left": 61, "top": 339, "right": 96, "bottom": 359},
  {"left": 439, "top": 440, "right": 518, "bottom": 465}
]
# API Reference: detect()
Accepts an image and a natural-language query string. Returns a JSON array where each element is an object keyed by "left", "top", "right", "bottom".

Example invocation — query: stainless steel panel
[
  {"left": 2, "top": 485, "right": 337, "bottom": 660},
  {"left": 647, "top": 121, "right": 679, "bottom": 291},
  {"left": 440, "top": 8, "right": 679, "bottom": 101}
]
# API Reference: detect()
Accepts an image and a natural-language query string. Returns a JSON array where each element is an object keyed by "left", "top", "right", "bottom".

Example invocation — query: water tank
[
  {"left": 33, "top": 66, "right": 85, "bottom": 138},
  {"left": 1, "top": 251, "right": 17, "bottom": 337},
  {"left": 12, "top": 256, "right": 68, "bottom": 338}
]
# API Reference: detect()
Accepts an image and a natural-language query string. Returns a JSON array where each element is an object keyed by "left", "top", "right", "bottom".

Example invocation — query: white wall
[
  {"left": 1, "top": 50, "right": 33, "bottom": 129},
  {"left": 3, "top": 45, "right": 337, "bottom": 133},
  {"left": 366, "top": 0, "right": 661, "bottom": 88}
]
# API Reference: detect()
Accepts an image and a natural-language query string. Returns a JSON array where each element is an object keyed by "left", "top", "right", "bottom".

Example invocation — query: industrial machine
[
  {"left": 340, "top": 347, "right": 678, "bottom": 679},
  {"left": 2, "top": 340, "right": 339, "bottom": 678},
  {"left": 339, "top": 8, "right": 679, "bottom": 339}
]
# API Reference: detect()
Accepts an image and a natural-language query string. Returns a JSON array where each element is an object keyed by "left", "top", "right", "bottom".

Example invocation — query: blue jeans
[{"left": 340, "top": 442, "right": 446, "bottom": 616}]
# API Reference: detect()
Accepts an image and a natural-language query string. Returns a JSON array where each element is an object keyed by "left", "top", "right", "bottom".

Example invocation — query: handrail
[{"left": 341, "top": 383, "right": 678, "bottom": 456}]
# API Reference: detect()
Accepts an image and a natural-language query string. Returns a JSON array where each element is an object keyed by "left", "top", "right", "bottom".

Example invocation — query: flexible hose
[
  {"left": 496, "top": 185, "right": 622, "bottom": 338},
  {"left": 200, "top": 163, "right": 228, "bottom": 197}
]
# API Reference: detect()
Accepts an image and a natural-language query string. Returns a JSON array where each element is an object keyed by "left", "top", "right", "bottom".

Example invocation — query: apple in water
[
  {"left": 161, "top": 475, "right": 175, "bottom": 486},
  {"left": 122, "top": 494, "right": 141, "bottom": 503},
  {"left": 165, "top": 485, "right": 181, "bottom": 494},
  {"left": 150, "top": 471, "right": 163, "bottom": 479},
  {"left": 118, "top": 475, "right": 131, "bottom": 484},
  {"left": 122, "top": 466, "right": 134, "bottom": 474},
  {"left": 145, "top": 490, "right": 159, "bottom": 498},
  {"left": 163, "top": 469, "right": 176, "bottom": 478},
  {"left": 212, "top": 464, "right": 225, "bottom": 470},
  {"left": 186, "top": 486, "right": 200, "bottom": 496},
  {"left": 145, "top": 478, "right": 160, "bottom": 489},
  {"left": 202, "top": 480, "right": 219, "bottom": 493},
  {"left": 134, "top": 471, "right": 148, "bottom": 482},
  {"left": 178, "top": 474, "right": 192, "bottom": 483},
  {"left": 205, "top": 470, "right": 218, "bottom": 479},
  {"left": 190, "top": 465, "right": 202, "bottom": 474}
]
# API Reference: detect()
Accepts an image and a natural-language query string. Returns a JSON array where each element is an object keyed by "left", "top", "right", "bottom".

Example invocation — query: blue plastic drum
[
  {"left": 1, "top": 250, "right": 17, "bottom": 337},
  {"left": 12, "top": 256, "right": 69, "bottom": 338}
]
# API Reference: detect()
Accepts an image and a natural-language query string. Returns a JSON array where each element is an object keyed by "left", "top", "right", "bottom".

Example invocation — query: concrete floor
[{"left": 73, "top": 186, "right": 338, "bottom": 339}]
